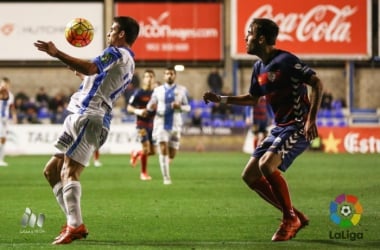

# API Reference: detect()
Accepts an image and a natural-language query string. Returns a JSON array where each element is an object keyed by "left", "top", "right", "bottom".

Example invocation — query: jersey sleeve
[{"left": 92, "top": 46, "right": 122, "bottom": 73}]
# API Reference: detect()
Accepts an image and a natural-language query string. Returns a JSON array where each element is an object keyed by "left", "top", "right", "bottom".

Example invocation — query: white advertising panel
[
  {"left": 0, "top": 2, "right": 104, "bottom": 60},
  {"left": 6, "top": 124, "right": 141, "bottom": 155}
]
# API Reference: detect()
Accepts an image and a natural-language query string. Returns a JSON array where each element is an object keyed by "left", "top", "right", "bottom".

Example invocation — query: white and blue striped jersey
[
  {"left": 147, "top": 83, "right": 190, "bottom": 131},
  {"left": 0, "top": 91, "right": 14, "bottom": 121},
  {"left": 68, "top": 46, "right": 135, "bottom": 116}
]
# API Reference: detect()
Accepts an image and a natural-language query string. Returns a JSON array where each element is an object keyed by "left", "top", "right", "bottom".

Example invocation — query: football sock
[
  {"left": 141, "top": 152, "right": 148, "bottom": 174},
  {"left": 137, "top": 150, "right": 143, "bottom": 160},
  {"left": 63, "top": 181, "right": 83, "bottom": 228},
  {"left": 159, "top": 154, "right": 170, "bottom": 179},
  {"left": 249, "top": 176, "right": 281, "bottom": 210},
  {"left": 250, "top": 176, "right": 305, "bottom": 219},
  {"left": 265, "top": 170, "right": 295, "bottom": 219},
  {"left": 0, "top": 144, "right": 4, "bottom": 161},
  {"left": 53, "top": 182, "right": 67, "bottom": 216},
  {"left": 94, "top": 150, "right": 99, "bottom": 161},
  {"left": 253, "top": 136, "right": 258, "bottom": 149}
]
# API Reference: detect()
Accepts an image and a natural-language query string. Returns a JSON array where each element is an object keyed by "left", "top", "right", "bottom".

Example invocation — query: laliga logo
[
  {"left": 329, "top": 194, "right": 364, "bottom": 241},
  {"left": 245, "top": 4, "right": 357, "bottom": 43},
  {"left": 330, "top": 194, "right": 362, "bottom": 228}
]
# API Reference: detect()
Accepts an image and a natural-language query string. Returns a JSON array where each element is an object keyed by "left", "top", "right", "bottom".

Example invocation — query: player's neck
[{"left": 261, "top": 47, "right": 278, "bottom": 64}]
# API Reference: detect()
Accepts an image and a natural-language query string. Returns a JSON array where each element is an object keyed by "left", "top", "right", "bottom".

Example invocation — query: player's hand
[
  {"left": 141, "top": 109, "right": 149, "bottom": 117},
  {"left": 34, "top": 40, "right": 59, "bottom": 57},
  {"left": 304, "top": 120, "right": 318, "bottom": 141},
  {"left": 171, "top": 102, "right": 181, "bottom": 110},
  {"left": 203, "top": 91, "right": 220, "bottom": 104}
]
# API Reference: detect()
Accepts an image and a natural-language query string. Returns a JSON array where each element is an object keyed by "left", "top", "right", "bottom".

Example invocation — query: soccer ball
[
  {"left": 65, "top": 18, "right": 94, "bottom": 47},
  {"left": 340, "top": 205, "right": 352, "bottom": 217}
]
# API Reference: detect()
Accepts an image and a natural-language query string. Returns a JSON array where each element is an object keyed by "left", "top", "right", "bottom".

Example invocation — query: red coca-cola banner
[
  {"left": 318, "top": 127, "right": 380, "bottom": 154},
  {"left": 116, "top": 3, "right": 222, "bottom": 61},
  {"left": 231, "top": 0, "right": 371, "bottom": 60}
]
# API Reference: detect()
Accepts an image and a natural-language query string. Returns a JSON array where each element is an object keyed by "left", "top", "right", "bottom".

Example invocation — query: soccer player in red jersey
[
  {"left": 127, "top": 69, "right": 156, "bottom": 180},
  {"left": 203, "top": 18, "right": 323, "bottom": 241}
]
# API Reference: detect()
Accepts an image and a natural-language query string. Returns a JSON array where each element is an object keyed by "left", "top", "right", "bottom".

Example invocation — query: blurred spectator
[
  {"left": 207, "top": 67, "right": 223, "bottom": 94},
  {"left": 211, "top": 102, "right": 232, "bottom": 120},
  {"left": 35, "top": 86, "right": 50, "bottom": 108},
  {"left": 25, "top": 100, "right": 40, "bottom": 124},
  {"left": 321, "top": 90, "right": 333, "bottom": 110},
  {"left": 191, "top": 108, "right": 203, "bottom": 128}
]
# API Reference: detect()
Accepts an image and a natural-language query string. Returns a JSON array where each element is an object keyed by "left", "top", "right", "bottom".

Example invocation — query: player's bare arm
[
  {"left": 34, "top": 40, "right": 98, "bottom": 75},
  {"left": 0, "top": 85, "right": 9, "bottom": 100},
  {"left": 304, "top": 74, "right": 323, "bottom": 141},
  {"left": 127, "top": 104, "right": 148, "bottom": 117},
  {"left": 203, "top": 91, "right": 258, "bottom": 106}
]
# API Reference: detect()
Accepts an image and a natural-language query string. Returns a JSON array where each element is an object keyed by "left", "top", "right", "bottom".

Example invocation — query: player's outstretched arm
[
  {"left": 34, "top": 40, "right": 98, "bottom": 76},
  {"left": 203, "top": 91, "right": 258, "bottom": 106}
]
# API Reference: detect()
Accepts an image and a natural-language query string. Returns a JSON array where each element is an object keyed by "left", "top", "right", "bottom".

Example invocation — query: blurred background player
[
  {"left": 147, "top": 67, "right": 191, "bottom": 185},
  {"left": 245, "top": 96, "right": 273, "bottom": 149},
  {"left": 85, "top": 149, "right": 102, "bottom": 167},
  {"left": 0, "top": 77, "right": 17, "bottom": 166},
  {"left": 127, "top": 69, "right": 156, "bottom": 180}
]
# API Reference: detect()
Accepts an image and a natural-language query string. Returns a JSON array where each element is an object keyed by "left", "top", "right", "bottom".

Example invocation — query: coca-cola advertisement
[
  {"left": 116, "top": 3, "right": 223, "bottom": 61},
  {"left": 231, "top": 0, "right": 371, "bottom": 60}
]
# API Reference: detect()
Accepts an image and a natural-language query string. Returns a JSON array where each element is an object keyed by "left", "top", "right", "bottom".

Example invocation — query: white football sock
[
  {"left": 63, "top": 181, "right": 83, "bottom": 228},
  {"left": 159, "top": 154, "right": 170, "bottom": 179},
  {"left": 52, "top": 182, "right": 67, "bottom": 216},
  {"left": 0, "top": 144, "right": 5, "bottom": 161}
]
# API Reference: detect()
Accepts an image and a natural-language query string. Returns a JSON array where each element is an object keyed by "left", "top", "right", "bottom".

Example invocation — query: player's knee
[{"left": 43, "top": 168, "right": 49, "bottom": 180}]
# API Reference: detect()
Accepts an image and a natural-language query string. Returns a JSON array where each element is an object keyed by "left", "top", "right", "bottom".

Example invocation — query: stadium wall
[{"left": 0, "top": 66, "right": 378, "bottom": 110}]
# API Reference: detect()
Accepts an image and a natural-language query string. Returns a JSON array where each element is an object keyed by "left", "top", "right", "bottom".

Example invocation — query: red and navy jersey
[
  {"left": 129, "top": 88, "right": 154, "bottom": 128},
  {"left": 249, "top": 50, "right": 315, "bottom": 127}
]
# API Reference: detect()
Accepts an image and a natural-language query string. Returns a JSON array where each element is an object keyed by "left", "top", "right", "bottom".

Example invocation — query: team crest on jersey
[
  {"left": 267, "top": 72, "right": 277, "bottom": 82},
  {"left": 100, "top": 53, "right": 112, "bottom": 63},
  {"left": 294, "top": 63, "right": 302, "bottom": 70}
]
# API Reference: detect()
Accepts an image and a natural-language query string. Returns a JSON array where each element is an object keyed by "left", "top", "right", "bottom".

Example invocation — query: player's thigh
[
  {"left": 258, "top": 151, "right": 282, "bottom": 175},
  {"left": 169, "top": 130, "right": 181, "bottom": 150},
  {"left": 155, "top": 127, "right": 170, "bottom": 144},
  {"left": 242, "top": 157, "right": 262, "bottom": 182}
]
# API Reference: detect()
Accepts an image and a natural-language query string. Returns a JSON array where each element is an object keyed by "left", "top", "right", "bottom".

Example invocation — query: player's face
[
  {"left": 107, "top": 22, "right": 124, "bottom": 46},
  {"left": 142, "top": 72, "right": 155, "bottom": 90},
  {"left": 245, "top": 23, "right": 261, "bottom": 55},
  {"left": 164, "top": 70, "right": 176, "bottom": 84}
]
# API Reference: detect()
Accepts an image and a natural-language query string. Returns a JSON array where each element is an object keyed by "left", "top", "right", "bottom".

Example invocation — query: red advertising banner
[
  {"left": 231, "top": 0, "right": 371, "bottom": 60},
  {"left": 116, "top": 3, "right": 222, "bottom": 61},
  {"left": 318, "top": 127, "right": 380, "bottom": 154}
]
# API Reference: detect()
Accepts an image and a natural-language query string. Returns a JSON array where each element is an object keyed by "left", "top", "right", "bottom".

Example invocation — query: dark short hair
[
  {"left": 252, "top": 18, "right": 279, "bottom": 45},
  {"left": 114, "top": 16, "right": 140, "bottom": 46},
  {"left": 144, "top": 69, "right": 155, "bottom": 77},
  {"left": 165, "top": 66, "right": 176, "bottom": 74}
]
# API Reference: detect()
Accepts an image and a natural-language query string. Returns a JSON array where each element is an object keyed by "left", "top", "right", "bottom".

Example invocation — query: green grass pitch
[{"left": 0, "top": 152, "right": 379, "bottom": 249}]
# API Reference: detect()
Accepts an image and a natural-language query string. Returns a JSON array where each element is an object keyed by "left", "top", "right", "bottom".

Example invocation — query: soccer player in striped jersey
[
  {"left": 147, "top": 67, "right": 191, "bottom": 185},
  {"left": 0, "top": 77, "right": 16, "bottom": 166},
  {"left": 34, "top": 16, "right": 140, "bottom": 245},
  {"left": 127, "top": 69, "right": 156, "bottom": 180},
  {"left": 203, "top": 18, "right": 323, "bottom": 241}
]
